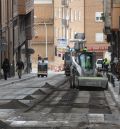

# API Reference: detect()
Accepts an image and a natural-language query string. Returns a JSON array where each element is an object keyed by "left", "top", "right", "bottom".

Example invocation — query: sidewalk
[
  {"left": 0, "top": 69, "right": 64, "bottom": 87},
  {"left": 0, "top": 73, "right": 36, "bottom": 86},
  {"left": 107, "top": 73, "right": 120, "bottom": 110}
]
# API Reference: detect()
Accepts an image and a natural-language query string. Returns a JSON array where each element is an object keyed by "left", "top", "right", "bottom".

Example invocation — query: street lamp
[{"left": 44, "top": 22, "right": 48, "bottom": 58}]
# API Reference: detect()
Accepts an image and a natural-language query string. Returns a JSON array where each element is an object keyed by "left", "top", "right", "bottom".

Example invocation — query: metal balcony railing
[
  {"left": 34, "top": 18, "right": 54, "bottom": 24},
  {"left": 13, "top": 0, "right": 34, "bottom": 16},
  {"left": 61, "top": 0, "right": 69, "bottom": 6},
  {"left": 61, "top": 19, "right": 69, "bottom": 27}
]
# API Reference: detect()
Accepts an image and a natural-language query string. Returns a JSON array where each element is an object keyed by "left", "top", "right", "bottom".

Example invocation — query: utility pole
[{"left": 44, "top": 22, "right": 48, "bottom": 58}]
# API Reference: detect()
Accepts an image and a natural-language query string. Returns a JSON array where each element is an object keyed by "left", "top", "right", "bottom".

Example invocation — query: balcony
[
  {"left": 62, "top": 19, "right": 69, "bottom": 27},
  {"left": 34, "top": 18, "right": 54, "bottom": 25},
  {"left": 25, "top": 10, "right": 34, "bottom": 40},
  {"left": 61, "top": 0, "right": 69, "bottom": 7},
  {"left": 13, "top": 0, "right": 34, "bottom": 17}
]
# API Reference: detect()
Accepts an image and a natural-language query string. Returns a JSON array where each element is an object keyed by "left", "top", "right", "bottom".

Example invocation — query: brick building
[
  {"left": 31, "top": 0, "right": 54, "bottom": 66},
  {"left": 32, "top": 0, "right": 109, "bottom": 68}
]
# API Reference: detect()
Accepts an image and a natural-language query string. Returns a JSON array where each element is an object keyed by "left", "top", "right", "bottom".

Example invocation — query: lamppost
[{"left": 44, "top": 22, "right": 48, "bottom": 58}]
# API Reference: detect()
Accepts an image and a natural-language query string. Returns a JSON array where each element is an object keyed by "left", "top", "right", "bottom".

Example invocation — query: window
[
  {"left": 55, "top": 8, "right": 58, "bottom": 19},
  {"left": 55, "top": 27, "right": 59, "bottom": 38},
  {"left": 78, "top": 11, "right": 81, "bottom": 21},
  {"left": 95, "top": 12, "right": 103, "bottom": 22},
  {"left": 59, "top": 8, "right": 62, "bottom": 18},
  {"left": 75, "top": 10, "right": 77, "bottom": 21},
  {"left": 79, "top": 54, "right": 93, "bottom": 69},
  {"left": 96, "top": 33, "right": 104, "bottom": 42},
  {"left": 70, "top": 10, "right": 74, "bottom": 22}
]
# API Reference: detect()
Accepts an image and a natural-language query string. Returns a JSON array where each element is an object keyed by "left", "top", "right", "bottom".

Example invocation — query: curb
[
  {"left": 108, "top": 82, "right": 120, "bottom": 111},
  {"left": 0, "top": 75, "right": 36, "bottom": 86}
]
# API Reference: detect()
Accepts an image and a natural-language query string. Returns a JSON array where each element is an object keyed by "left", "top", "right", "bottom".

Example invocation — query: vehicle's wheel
[
  {"left": 70, "top": 76, "right": 73, "bottom": 88},
  {"left": 104, "top": 82, "right": 108, "bottom": 90},
  {"left": 73, "top": 75, "right": 75, "bottom": 88},
  {"left": 75, "top": 76, "right": 79, "bottom": 88}
]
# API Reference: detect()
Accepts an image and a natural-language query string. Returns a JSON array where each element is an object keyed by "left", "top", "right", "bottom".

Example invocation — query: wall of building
[
  {"left": 112, "top": 4, "right": 120, "bottom": 29},
  {"left": 0, "top": 0, "right": 34, "bottom": 78},
  {"left": 84, "top": 0, "right": 108, "bottom": 58},
  {"left": 31, "top": 2, "right": 54, "bottom": 65}
]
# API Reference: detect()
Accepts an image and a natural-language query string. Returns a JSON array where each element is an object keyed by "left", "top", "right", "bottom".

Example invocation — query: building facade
[
  {"left": 103, "top": 0, "right": 120, "bottom": 76},
  {"left": 0, "top": 0, "right": 14, "bottom": 77},
  {"left": 54, "top": 0, "right": 85, "bottom": 57},
  {"left": 85, "top": 0, "right": 109, "bottom": 58},
  {"left": 0, "top": 0, "right": 34, "bottom": 78},
  {"left": 31, "top": 0, "right": 54, "bottom": 67},
  {"left": 54, "top": 0, "right": 108, "bottom": 59},
  {"left": 32, "top": 0, "right": 109, "bottom": 68},
  {"left": 13, "top": 0, "right": 34, "bottom": 73}
]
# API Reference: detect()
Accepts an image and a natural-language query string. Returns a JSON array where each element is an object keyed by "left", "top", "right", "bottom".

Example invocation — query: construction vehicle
[
  {"left": 67, "top": 40, "right": 108, "bottom": 89},
  {"left": 63, "top": 51, "right": 72, "bottom": 76},
  {"left": 37, "top": 58, "right": 48, "bottom": 77}
]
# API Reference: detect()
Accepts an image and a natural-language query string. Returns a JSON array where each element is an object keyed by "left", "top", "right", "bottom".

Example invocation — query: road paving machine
[
  {"left": 37, "top": 58, "right": 48, "bottom": 77},
  {"left": 67, "top": 39, "right": 108, "bottom": 89}
]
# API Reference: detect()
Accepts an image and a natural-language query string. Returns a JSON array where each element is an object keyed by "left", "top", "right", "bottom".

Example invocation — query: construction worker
[
  {"left": 83, "top": 47, "right": 88, "bottom": 52},
  {"left": 103, "top": 58, "right": 109, "bottom": 72}
]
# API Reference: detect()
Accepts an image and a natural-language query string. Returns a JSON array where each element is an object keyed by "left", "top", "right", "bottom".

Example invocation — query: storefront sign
[{"left": 87, "top": 44, "right": 109, "bottom": 52}]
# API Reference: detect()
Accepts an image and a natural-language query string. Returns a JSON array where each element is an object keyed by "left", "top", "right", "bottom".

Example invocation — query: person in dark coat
[
  {"left": 2, "top": 58, "right": 10, "bottom": 80},
  {"left": 38, "top": 54, "right": 42, "bottom": 61},
  {"left": 16, "top": 59, "right": 24, "bottom": 79}
]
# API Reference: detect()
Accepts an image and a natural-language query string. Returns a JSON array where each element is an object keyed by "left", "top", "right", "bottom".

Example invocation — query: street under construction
[{"left": 0, "top": 73, "right": 120, "bottom": 129}]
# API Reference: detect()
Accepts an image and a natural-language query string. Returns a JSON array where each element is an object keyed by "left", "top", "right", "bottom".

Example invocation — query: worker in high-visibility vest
[
  {"left": 103, "top": 58, "right": 109, "bottom": 72},
  {"left": 83, "top": 47, "right": 88, "bottom": 52}
]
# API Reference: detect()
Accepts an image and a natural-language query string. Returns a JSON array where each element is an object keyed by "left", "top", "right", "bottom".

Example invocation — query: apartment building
[
  {"left": 0, "top": 0, "right": 34, "bottom": 78},
  {"left": 31, "top": 0, "right": 54, "bottom": 66},
  {"left": 54, "top": 0, "right": 108, "bottom": 59},
  {"left": 85, "top": 0, "right": 109, "bottom": 58},
  {"left": 54, "top": 0, "right": 85, "bottom": 57},
  {"left": 32, "top": 0, "right": 108, "bottom": 68}
]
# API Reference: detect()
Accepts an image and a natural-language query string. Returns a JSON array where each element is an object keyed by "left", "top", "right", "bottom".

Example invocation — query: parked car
[{"left": 96, "top": 59, "right": 103, "bottom": 70}]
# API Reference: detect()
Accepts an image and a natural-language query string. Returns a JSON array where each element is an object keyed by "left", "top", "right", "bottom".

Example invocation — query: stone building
[
  {"left": 0, "top": 0, "right": 34, "bottom": 78},
  {"left": 0, "top": 0, "right": 14, "bottom": 77},
  {"left": 31, "top": 0, "right": 54, "bottom": 66},
  {"left": 13, "top": 0, "right": 34, "bottom": 73}
]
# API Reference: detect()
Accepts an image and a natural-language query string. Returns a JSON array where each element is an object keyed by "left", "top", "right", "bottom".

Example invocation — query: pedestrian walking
[
  {"left": 16, "top": 59, "right": 24, "bottom": 79},
  {"left": 38, "top": 54, "right": 42, "bottom": 61},
  {"left": 2, "top": 58, "right": 10, "bottom": 80}
]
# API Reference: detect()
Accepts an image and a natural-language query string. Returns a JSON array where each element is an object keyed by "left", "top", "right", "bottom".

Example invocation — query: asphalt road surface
[{"left": 0, "top": 73, "right": 120, "bottom": 129}]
